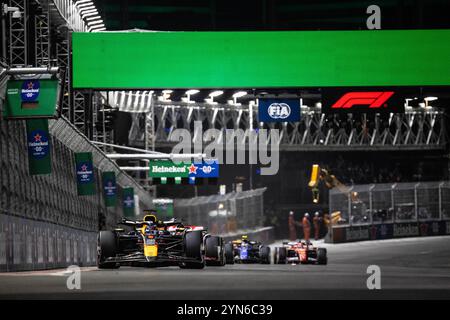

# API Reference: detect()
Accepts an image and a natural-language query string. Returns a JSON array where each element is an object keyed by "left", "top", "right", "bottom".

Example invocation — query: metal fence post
[
  {"left": 414, "top": 182, "right": 420, "bottom": 222},
  {"left": 439, "top": 182, "right": 444, "bottom": 221},
  {"left": 391, "top": 183, "right": 396, "bottom": 223},
  {"left": 369, "top": 184, "right": 375, "bottom": 224}
]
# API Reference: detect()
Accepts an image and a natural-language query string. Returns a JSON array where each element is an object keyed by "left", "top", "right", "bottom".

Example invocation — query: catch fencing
[
  {"left": 0, "top": 73, "right": 153, "bottom": 271},
  {"left": 329, "top": 181, "right": 450, "bottom": 225},
  {"left": 327, "top": 181, "right": 450, "bottom": 243},
  {"left": 174, "top": 188, "right": 266, "bottom": 235}
]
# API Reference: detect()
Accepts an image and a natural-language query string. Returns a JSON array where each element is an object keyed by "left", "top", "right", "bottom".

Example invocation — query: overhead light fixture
[
  {"left": 230, "top": 91, "right": 247, "bottom": 106},
  {"left": 89, "top": 23, "right": 105, "bottom": 28},
  {"left": 183, "top": 89, "right": 199, "bottom": 104},
  {"left": 186, "top": 89, "right": 200, "bottom": 95},
  {"left": 205, "top": 91, "right": 223, "bottom": 105},
  {"left": 424, "top": 96, "right": 438, "bottom": 101},
  {"left": 81, "top": 8, "right": 98, "bottom": 15},
  {"left": 82, "top": 11, "right": 99, "bottom": 18},
  {"left": 88, "top": 25, "right": 105, "bottom": 32},
  {"left": 77, "top": 2, "right": 94, "bottom": 9},
  {"left": 159, "top": 90, "right": 172, "bottom": 102},
  {"left": 232, "top": 91, "right": 247, "bottom": 98},
  {"left": 86, "top": 15, "right": 101, "bottom": 21},
  {"left": 78, "top": 5, "right": 95, "bottom": 12},
  {"left": 76, "top": 0, "right": 93, "bottom": 4},
  {"left": 209, "top": 91, "right": 223, "bottom": 97},
  {"left": 88, "top": 19, "right": 103, "bottom": 26}
]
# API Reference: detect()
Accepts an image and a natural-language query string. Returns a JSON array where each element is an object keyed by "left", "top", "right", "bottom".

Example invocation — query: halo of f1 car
[
  {"left": 98, "top": 214, "right": 226, "bottom": 269},
  {"left": 273, "top": 240, "right": 328, "bottom": 265},
  {"left": 97, "top": 215, "right": 328, "bottom": 269}
]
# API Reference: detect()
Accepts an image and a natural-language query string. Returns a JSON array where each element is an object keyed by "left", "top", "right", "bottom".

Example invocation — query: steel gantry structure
[
  {"left": 119, "top": 100, "right": 446, "bottom": 151},
  {"left": 2, "top": 0, "right": 107, "bottom": 140}
]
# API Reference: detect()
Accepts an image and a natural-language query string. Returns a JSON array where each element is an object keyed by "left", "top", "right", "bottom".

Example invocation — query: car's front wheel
[
  {"left": 205, "top": 236, "right": 225, "bottom": 266},
  {"left": 180, "top": 231, "right": 205, "bottom": 269},
  {"left": 317, "top": 248, "right": 327, "bottom": 265},
  {"left": 259, "top": 246, "right": 271, "bottom": 264}
]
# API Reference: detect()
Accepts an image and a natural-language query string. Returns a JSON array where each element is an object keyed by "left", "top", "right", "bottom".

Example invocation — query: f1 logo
[{"left": 332, "top": 92, "right": 394, "bottom": 109}]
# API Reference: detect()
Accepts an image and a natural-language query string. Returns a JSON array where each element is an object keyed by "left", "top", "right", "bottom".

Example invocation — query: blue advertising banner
[
  {"left": 102, "top": 171, "right": 117, "bottom": 207},
  {"left": 258, "top": 99, "right": 300, "bottom": 122},
  {"left": 26, "top": 119, "right": 52, "bottom": 175},
  {"left": 75, "top": 152, "right": 95, "bottom": 196},
  {"left": 189, "top": 159, "right": 219, "bottom": 178}
]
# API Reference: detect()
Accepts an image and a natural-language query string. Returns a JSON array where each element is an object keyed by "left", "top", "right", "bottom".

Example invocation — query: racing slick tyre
[
  {"left": 224, "top": 243, "right": 234, "bottom": 264},
  {"left": 180, "top": 231, "right": 205, "bottom": 269},
  {"left": 98, "top": 231, "right": 120, "bottom": 269},
  {"left": 205, "top": 236, "right": 225, "bottom": 266},
  {"left": 317, "top": 248, "right": 328, "bottom": 265},
  {"left": 259, "top": 246, "right": 271, "bottom": 264},
  {"left": 274, "top": 247, "right": 287, "bottom": 264}
]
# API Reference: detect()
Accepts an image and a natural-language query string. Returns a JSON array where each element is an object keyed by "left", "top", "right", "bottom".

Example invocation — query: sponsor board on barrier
[
  {"left": 393, "top": 223, "right": 419, "bottom": 237},
  {"left": 331, "top": 221, "right": 450, "bottom": 243},
  {"left": 345, "top": 227, "right": 369, "bottom": 242}
]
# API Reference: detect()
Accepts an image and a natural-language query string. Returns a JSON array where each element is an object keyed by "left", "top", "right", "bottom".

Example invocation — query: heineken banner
[
  {"left": 102, "top": 171, "right": 117, "bottom": 207},
  {"left": 26, "top": 119, "right": 52, "bottom": 175},
  {"left": 149, "top": 159, "right": 219, "bottom": 178},
  {"left": 75, "top": 152, "right": 96, "bottom": 196},
  {"left": 149, "top": 160, "right": 190, "bottom": 178},
  {"left": 4, "top": 79, "right": 60, "bottom": 119},
  {"left": 122, "top": 187, "right": 135, "bottom": 218}
]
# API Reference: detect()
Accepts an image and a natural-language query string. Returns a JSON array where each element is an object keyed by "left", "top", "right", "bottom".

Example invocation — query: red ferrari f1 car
[{"left": 273, "top": 240, "right": 327, "bottom": 265}]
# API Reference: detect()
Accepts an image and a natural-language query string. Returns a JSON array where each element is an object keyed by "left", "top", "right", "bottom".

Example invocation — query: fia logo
[{"left": 268, "top": 103, "right": 291, "bottom": 119}]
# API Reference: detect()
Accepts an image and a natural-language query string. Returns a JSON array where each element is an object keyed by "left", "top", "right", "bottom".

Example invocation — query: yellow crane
[{"left": 308, "top": 164, "right": 360, "bottom": 225}]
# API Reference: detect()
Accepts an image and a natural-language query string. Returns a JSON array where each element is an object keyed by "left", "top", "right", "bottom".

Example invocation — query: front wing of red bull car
[{"left": 97, "top": 216, "right": 226, "bottom": 269}]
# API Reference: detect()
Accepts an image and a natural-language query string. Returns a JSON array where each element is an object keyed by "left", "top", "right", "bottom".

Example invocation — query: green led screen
[{"left": 72, "top": 30, "right": 450, "bottom": 89}]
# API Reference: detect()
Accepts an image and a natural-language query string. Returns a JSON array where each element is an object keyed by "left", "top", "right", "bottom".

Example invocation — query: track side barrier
[{"left": 327, "top": 220, "right": 450, "bottom": 243}]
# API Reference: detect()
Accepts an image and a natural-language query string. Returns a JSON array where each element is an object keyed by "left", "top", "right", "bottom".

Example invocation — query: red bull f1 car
[
  {"left": 224, "top": 236, "right": 271, "bottom": 264},
  {"left": 274, "top": 240, "right": 327, "bottom": 265},
  {"left": 97, "top": 215, "right": 225, "bottom": 269}
]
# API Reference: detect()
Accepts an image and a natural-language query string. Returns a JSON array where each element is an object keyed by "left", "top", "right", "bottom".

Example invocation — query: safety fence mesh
[
  {"left": 329, "top": 181, "right": 450, "bottom": 226},
  {"left": 0, "top": 77, "right": 153, "bottom": 232},
  {"left": 174, "top": 188, "right": 266, "bottom": 235}
]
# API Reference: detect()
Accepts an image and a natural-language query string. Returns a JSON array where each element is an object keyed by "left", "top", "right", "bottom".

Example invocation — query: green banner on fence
[
  {"left": 102, "top": 171, "right": 117, "bottom": 207},
  {"left": 26, "top": 119, "right": 52, "bottom": 175},
  {"left": 122, "top": 187, "right": 135, "bottom": 218},
  {"left": 75, "top": 152, "right": 96, "bottom": 196}
]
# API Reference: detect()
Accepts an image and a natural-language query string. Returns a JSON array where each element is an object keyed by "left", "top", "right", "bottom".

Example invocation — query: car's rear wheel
[
  {"left": 180, "top": 231, "right": 205, "bottom": 269},
  {"left": 224, "top": 243, "right": 234, "bottom": 264},
  {"left": 205, "top": 236, "right": 225, "bottom": 266},
  {"left": 98, "top": 231, "right": 120, "bottom": 269},
  {"left": 274, "top": 247, "right": 287, "bottom": 264},
  {"left": 259, "top": 246, "right": 271, "bottom": 264},
  {"left": 317, "top": 248, "right": 327, "bottom": 265}
]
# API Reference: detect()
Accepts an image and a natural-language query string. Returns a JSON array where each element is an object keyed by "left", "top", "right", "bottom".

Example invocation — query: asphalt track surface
[{"left": 1, "top": 236, "right": 450, "bottom": 299}]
